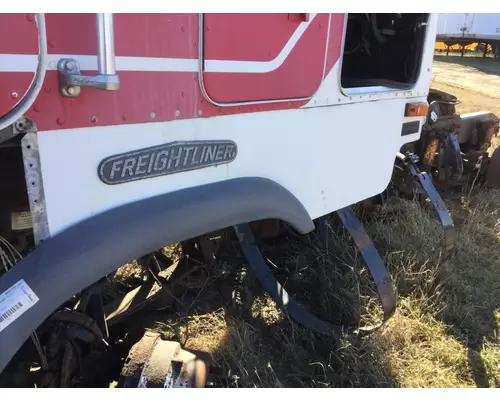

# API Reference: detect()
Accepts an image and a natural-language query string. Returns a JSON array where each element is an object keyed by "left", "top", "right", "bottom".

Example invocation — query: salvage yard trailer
[{"left": 0, "top": 13, "right": 498, "bottom": 387}]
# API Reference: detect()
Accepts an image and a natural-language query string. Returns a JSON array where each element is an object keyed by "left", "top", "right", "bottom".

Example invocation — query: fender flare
[{"left": 0, "top": 177, "right": 314, "bottom": 373}]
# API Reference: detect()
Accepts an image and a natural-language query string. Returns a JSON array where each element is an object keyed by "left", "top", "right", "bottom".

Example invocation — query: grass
[
  {"left": 141, "top": 185, "right": 500, "bottom": 388},
  {"left": 110, "top": 58, "right": 500, "bottom": 388}
]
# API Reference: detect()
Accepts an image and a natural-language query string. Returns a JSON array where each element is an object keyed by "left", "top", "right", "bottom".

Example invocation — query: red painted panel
[
  {"left": 203, "top": 14, "right": 300, "bottom": 62},
  {"left": 0, "top": 14, "right": 345, "bottom": 132},
  {"left": 24, "top": 70, "right": 308, "bottom": 131},
  {"left": 0, "top": 14, "right": 38, "bottom": 117},
  {"left": 202, "top": 14, "right": 332, "bottom": 103},
  {"left": 0, "top": 73, "right": 35, "bottom": 117},
  {"left": 0, "top": 14, "right": 38, "bottom": 54},
  {"left": 45, "top": 13, "right": 199, "bottom": 59}
]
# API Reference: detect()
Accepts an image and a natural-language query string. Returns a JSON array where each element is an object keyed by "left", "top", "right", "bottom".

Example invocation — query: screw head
[
  {"left": 10, "top": 92, "right": 18, "bottom": 99},
  {"left": 67, "top": 86, "right": 78, "bottom": 96},
  {"left": 65, "top": 60, "right": 76, "bottom": 71}
]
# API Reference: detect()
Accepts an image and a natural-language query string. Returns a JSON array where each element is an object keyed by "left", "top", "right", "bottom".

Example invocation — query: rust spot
[{"left": 422, "top": 137, "right": 439, "bottom": 170}]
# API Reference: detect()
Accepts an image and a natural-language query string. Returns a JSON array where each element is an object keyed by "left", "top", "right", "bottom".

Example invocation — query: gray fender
[{"left": 0, "top": 177, "right": 314, "bottom": 373}]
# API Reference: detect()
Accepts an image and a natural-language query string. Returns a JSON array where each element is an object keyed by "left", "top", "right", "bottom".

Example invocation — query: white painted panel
[
  {"left": 437, "top": 13, "right": 500, "bottom": 40},
  {"left": 37, "top": 95, "right": 426, "bottom": 237}
]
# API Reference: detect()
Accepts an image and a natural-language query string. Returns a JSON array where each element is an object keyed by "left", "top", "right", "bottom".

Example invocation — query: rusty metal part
[
  {"left": 422, "top": 137, "right": 439, "bottom": 170},
  {"left": 40, "top": 309, "right": 107, "bottom": 388},
  {"left": 234, "top": 213, "right": 396, "bottom": 339},
  {"left": 485, "top": 146, "right": 500, "bottom": 189},
  {"left": 397, "top": 152, "right": 456, "bottom": 260},
  {"left": 458, "top": 111, "right": 499, "bottom": 148},
  {"left": 51, "top": 309, "right": 104, "bottom": 343},
  {"left": 440, "top": 131, "right": 463, "bottom": 182},
  {"left": 480, "top": 117, "right": 500, "bottom": 152},
  {"left": 118, "top": 331, "right": 213, "bottom": 388}
]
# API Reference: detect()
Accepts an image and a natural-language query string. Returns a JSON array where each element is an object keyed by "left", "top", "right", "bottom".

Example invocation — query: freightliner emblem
[{"left": 98, "top": 140, "right": 238, "bottom": 185}]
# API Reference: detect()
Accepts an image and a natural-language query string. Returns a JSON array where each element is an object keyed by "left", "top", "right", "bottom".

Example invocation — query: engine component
[{"left": 118, "top": 331, "right": 213, "bottom": 388}]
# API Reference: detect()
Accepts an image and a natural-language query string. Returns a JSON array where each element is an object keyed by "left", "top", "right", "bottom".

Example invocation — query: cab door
[{"left": 201, "top": 13, "right": 331, "bottom": 105}]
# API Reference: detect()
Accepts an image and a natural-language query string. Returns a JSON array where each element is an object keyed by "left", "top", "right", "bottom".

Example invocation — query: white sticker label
[
  {"left": 11, "top": 211, "right": 33, "bottom": 231},
  {"left": 0, "top": 280, "right": 39, "bottom": 332}
]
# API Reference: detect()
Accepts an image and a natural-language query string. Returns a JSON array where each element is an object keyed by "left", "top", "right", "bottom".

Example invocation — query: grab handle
[{"left": 58, "top": 13, "right": 120, "bottom": 97}]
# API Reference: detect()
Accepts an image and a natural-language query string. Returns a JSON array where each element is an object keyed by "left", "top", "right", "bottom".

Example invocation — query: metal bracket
[
  {"left": 397, "top": 152, "right": 456, "bottom": 259},
  {"left": 233, "top": 211, "right": 396, "bottom": 339},
  {"left": 58, "top": 14, "right": 119, "bottom": 97},
  {"left": 21, "top": 133, "right": 50, "bottom": 244}
]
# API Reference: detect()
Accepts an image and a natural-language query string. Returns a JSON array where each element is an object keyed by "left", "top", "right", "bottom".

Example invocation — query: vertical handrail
[
  {"left": 96, "top": 13, "right": 117, "bottom": 76},
  {"left": 58, "top": 13, "right": 120, "bottom": 96}
]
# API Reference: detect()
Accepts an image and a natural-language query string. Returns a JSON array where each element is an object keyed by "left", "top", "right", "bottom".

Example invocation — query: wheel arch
[{"left": 0, "top": 176, "right": 314, "bottom": 373}]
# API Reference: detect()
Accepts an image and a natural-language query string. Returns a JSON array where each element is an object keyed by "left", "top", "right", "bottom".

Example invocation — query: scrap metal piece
[
  {"left": 21, "top": 132, "right": 50, "bottom": 245},
  {"left": 397, "top": 152, "right": 456, "bottom": 259},
  {"left": 118, "top": 331, "right": 212, "bottom": 388},
  {"left": 104, "top": 281, "right": 173, "bottom": 327},
  {"left": 442, "top": 130, "right": 464, "bottom": 182},
  {"left": 485, "top": 146, "right": 500, "bottom": 189},
  {"left": 336, "top": 207, "right": 396, "bottom": 331},
  {"left": 233, "top": 217, "right": 396, "bottom": 339}
]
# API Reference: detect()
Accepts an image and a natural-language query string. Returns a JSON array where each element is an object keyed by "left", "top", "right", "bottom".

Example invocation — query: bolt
[
  {"left": 91, "top": 116, "right": 98, "bottom": 123},
  {"left": 26, "top": 14, "right": 35, "bottom": 22},
  {"left": 10, "top": 92, "right": 18, "bottom": 99},
  {"left": 57, "top": 118, "right": 65, "bottom": 126},
  {"left": 198, "top": 110, "right": 202, "bottom": 116},
  {"left": 175, "top": 110, "right": 180, "bottom": 117},
  {"left": 150, "top": 112, "right": 156, "bottom": 119},
  {"left": 65, "top": 60, "right": 76, "bottom": 71},
  {"left": 67, "top": 86, "right": 78, "bottom": 96}
]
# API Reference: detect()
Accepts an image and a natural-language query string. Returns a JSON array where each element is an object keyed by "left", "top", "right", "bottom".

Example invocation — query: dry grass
[
  {"left": 116, "top": 58, "right": 500, "bottom": 388},
  {"left": 146, "top": 186, "right": 500, "bottom": 388}
]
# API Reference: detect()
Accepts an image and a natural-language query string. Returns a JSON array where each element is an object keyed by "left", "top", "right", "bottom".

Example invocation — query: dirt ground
[{"left": 431, "top": 56, "right": 500, "bottom": 116}]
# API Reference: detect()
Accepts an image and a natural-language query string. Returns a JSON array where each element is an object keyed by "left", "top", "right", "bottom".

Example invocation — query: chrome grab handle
[
  {"left": 58, "top": 13, "right": 120, "bottom": 97},
  {"left": 96, "top": 13, "right": 116, "bottom": 75}
]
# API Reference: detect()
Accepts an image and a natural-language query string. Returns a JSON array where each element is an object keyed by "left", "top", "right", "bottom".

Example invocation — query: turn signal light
[{"left": 405, "top": 102, "right": 429, "bottom": 117}]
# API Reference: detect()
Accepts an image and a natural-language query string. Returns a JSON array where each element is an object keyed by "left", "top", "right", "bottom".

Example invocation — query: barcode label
[
  {"left": 0, "top": 302, "right": 23, "bottom": 322},
  {"left": 0, "top": 280, "right": 38, "bottom": 332}
]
